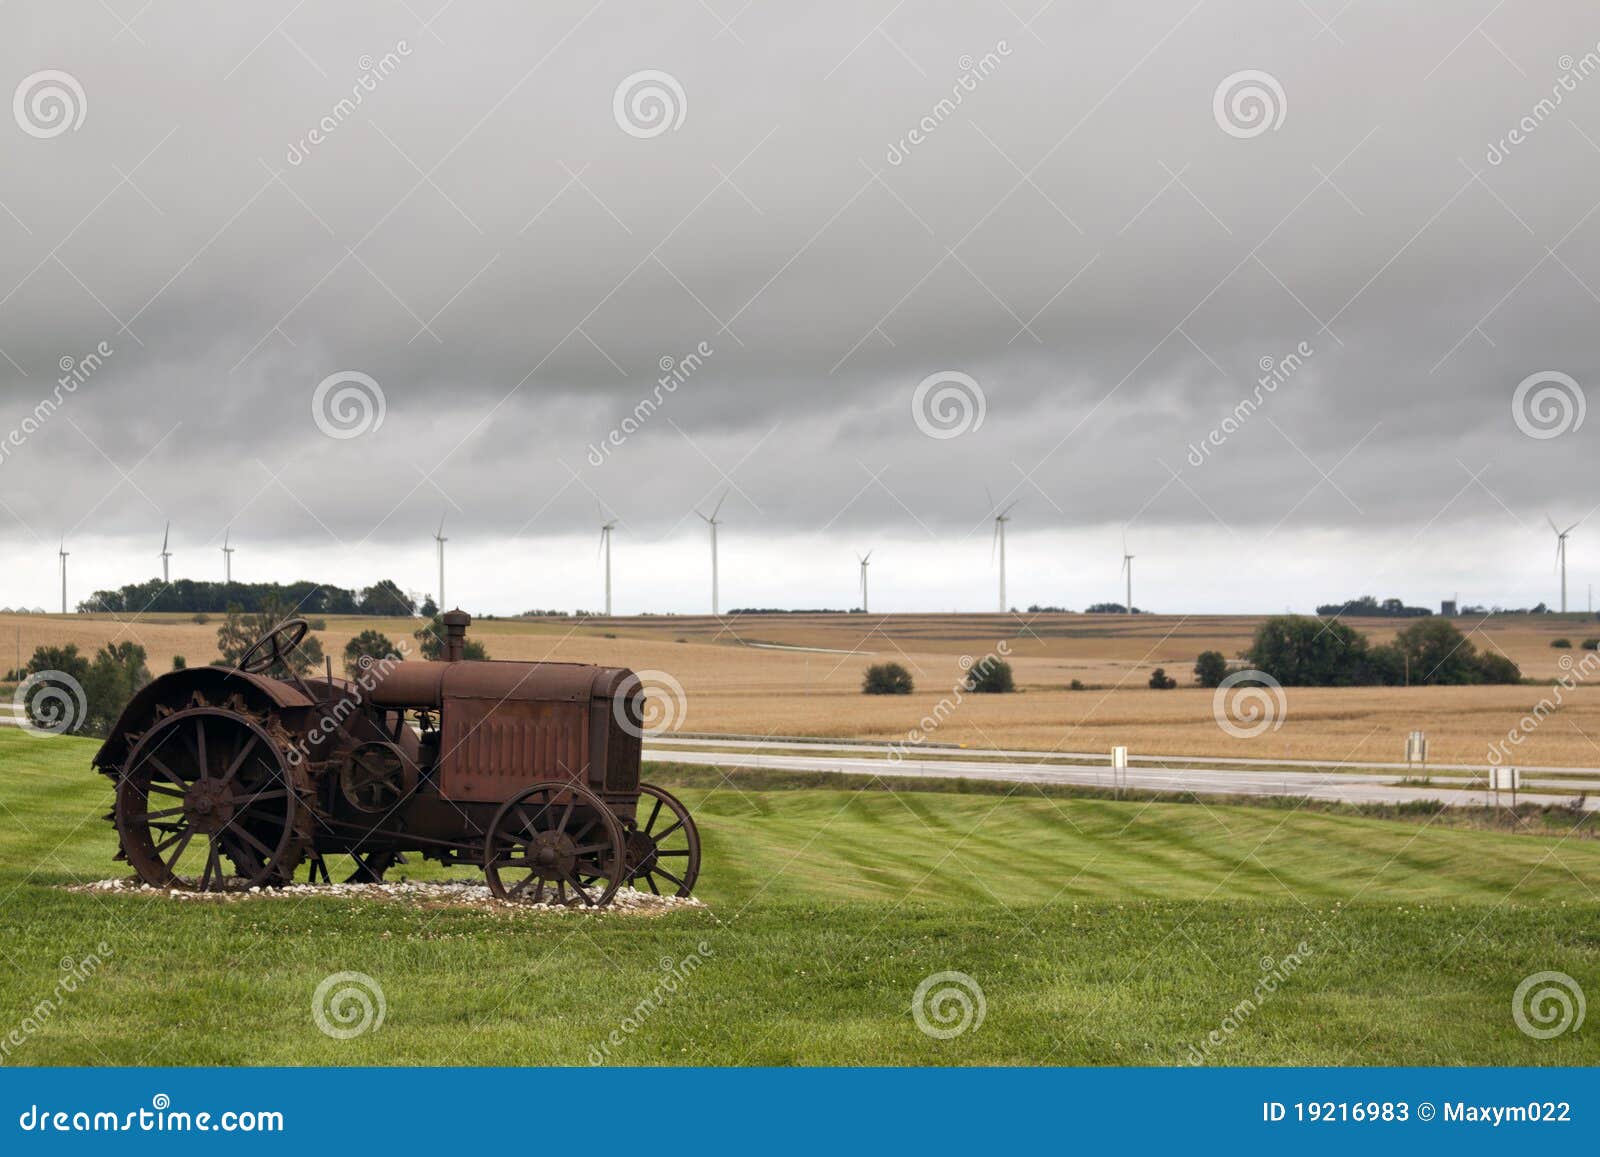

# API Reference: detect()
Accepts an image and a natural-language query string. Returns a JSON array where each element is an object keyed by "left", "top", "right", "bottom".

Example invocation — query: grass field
[
  {"left": 0, "top": 729, "right": 1595, "bottom": 1065},
  {"left": 9, "top": 610, "right": 1600, "bottom": 768}
]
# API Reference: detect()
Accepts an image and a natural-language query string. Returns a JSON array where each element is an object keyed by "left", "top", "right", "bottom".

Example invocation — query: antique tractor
[{"left": 92, "top": 611, "right": 699, "bottom": 906}]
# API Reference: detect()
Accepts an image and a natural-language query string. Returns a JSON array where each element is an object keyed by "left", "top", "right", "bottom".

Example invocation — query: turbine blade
[
  {"left": 710, "top": 489, "right": 728, "bottom": 520},
  {"left": 1548, "top": 513, "right": 1560, "bottom": 535}
]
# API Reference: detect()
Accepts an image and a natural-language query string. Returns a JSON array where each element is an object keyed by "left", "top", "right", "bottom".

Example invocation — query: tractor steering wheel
[{"left": 237, "top": 618, "right": 311, "bottom": 675}]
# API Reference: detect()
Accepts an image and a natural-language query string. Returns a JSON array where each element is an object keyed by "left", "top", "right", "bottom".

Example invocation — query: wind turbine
[
  {"left": 434, "top": 513, "right": 448, "bottom": 611},
  {"left": 159, "top": 522, "right": 172, "bottom": 583},
  {"left": 857, "top": 550, "right": 873, "bottom": 613},
  {"left": 221, "top": 530, "right": 234, "bottom": 584},
  {"left": 1549, "top": 514, "right": 1583, "bottom": 613},
  {"left": 1121, "top": 532, "right": 1135, "bottom": 616},
  {"left": 599, "top": 515, "right": 617, "bottom": 616},
  {"left": 57, "top": 541, "right": 69, "bottom": 614},
  {"left": 696, "top": 491, "right": 727, "bottom": 616},
  {"left": 988, "top": 491, "right": 1017, "bottom": 613}
]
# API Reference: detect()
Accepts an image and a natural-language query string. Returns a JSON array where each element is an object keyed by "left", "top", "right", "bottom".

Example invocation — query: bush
[
  {"left": 19, "top": 641, "right": 150, "bottom": 736},
  {"left": 171, "top": 655, "right": 186, "bottom": 670},
  {"left": 1552, "top": 638, "right": 1573, "bottom": 649},
  {"left": 862, "top": 662, "right": 914, "bottom": 695},
  {"left": 966, "top": 658, "right": 1014, "bottom": 693},
  {"left": 344, "top": 629, "right": 398, "bottom": 678},
  {"left": 1193, "top": 650, "right": 1228, "bottom": 688},
  {"left": 1148, "top": 667, "right": 1177, "bottom": 690},
  {"left": 190, "top": 612, "right": 210, "bottom": 624},
  {"left": 1245, "top": 615, "right": 1372, "bottom": 686},
  {"left": 1069, "top": 679, "right": 1085, "bottom": 691},
  {"left": 1583, "top": 638, "right": 1600, "bottom": 651}
]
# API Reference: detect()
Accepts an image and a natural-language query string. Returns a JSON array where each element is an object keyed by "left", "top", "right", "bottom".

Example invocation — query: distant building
[{"left": 1441, "top": 599, "right": 1458, "bottom": 617}]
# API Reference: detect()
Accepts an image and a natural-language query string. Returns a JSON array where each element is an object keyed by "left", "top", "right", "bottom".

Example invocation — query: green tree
[
  {"left": 1193, "top": 650, "right": 1228, "bottom": 688},
  {"left": 1245, "top": 616, "right": 1371, "bottom": 686},
  {"left": 1386, "top": 619, "right": 1522, "bottom": 686},
  {"left": 966, "top": 657, "right": 1014, "bottom": 693},
  {"left": 359, "top": 579, "right": 415, "bottom": 617},
  {"left": 19, "top": 645, "right": 92, "bottom": 734},
  {"left": 343, "top": 629, "right": 398, "bottom": 678},
  {"left": 84, "top": 642, "right": 151, "bottom": 733},
  {"left": 1148, "top": 667, "right": 1177, "bottom": 690},
  {"left": 862, "top": 662, "right": 914, "bottom": 695},
  {"left": 418, "top": 595, "right": 438, "bottom": 618}
]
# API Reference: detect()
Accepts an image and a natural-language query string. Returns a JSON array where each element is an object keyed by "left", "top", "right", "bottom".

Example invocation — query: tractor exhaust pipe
[{"left": 442, "top": 609, "right": 470, "bottom": 662}]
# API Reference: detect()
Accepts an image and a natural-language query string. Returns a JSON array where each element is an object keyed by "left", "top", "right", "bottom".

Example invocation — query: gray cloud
[{"left": 2, "top": 1, "right": 1598, "bottom": 611}]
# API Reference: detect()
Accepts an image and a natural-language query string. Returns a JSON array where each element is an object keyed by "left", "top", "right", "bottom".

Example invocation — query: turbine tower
[
  {"left": 989, "top": 494, "right": 1017, "bottom": 613},
  {"left": 1121, "top": 533, "right": 1135, "bottom": 616},
  {"left": 857, "top": 550, "right": 873, "bottom": 613},
  {"left": 599, "top": 516, "right": 616, "bottom": 617},
  {"left": 696, "top": 491, "right": 727, "bottom": 616},
  {"left": 159, "top": 522, "right": 172, "bottom": 583},
  {"left": 221, "top": 530, "right": 234, "bottom": 584},
  {"left": 57, "top": 541, "right": 69, "bottom": 614},
  {"left": 434, "top": 513, "right": 448, "bottom": 611},
  {"left": 1549, "top": 514, "right": 1583, "bottom": 613}
]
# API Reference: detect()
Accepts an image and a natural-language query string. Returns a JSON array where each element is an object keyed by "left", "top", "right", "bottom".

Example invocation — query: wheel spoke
[
  {"left": 201, "top": 839, "right": 221, "bottom": 889},
  {"left": 146, "top": 781, "right": 185, "bottom": 798},
  {"left": 566, "top": 874, "right": 593, "bottom": 906},
  {"left": 146, "top": 753, "right": 187, "bottom": 790},
  {"left": 194, "top": 718, "right": 209, "bottom": 780},
  {"left": 644, "top": 796, "right": 663, "bottom": 834},
  {"left": 641, "top": 872, "right": 660, "bottom": 895},
  {"left": 656, "top": 848, "right": 691, "bottom": 856},
  {"left": 225, "top": 821, "right": 274, "bottom": 858},
  {"left": 219, "top": 734, "right": 259, "bottom": 785},
  {"left": 234, "top": 788, "right": 287, "bottom": 805},
  {"left": 132, "top": 805, "right": 185, "bottom": 822},
  {"left": 159, "top": 828, "right": 194, "bottom": 865},
  {"left": 655, "top": 819, "right": 684, "bottom": 841},
  {"left": 655, "top": 867, "right": 687, "bottom": 890}
]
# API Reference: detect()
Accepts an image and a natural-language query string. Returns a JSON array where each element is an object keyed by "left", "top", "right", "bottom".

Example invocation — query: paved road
[
  {"left": 649, "top": 733, "right": 1600, "bottom": 781},
  {"left": 643, "top": 745, "right": 1600, "bottom": 811}
]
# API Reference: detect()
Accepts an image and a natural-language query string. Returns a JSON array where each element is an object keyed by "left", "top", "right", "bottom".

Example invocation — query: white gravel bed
[{"left": 66, "top": 877, "right": 705, "bottom": 914}]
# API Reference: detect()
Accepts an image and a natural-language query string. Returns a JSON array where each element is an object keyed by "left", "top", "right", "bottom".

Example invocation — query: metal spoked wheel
[
  {"left": 115, "top": 707, "right": 303, "bottom": 891},
  {"left": 483, "top": 782, "right": 626, "bottom": 907},
  {"left": 625, "top": 782, "right": 700, "bottom": 897}
]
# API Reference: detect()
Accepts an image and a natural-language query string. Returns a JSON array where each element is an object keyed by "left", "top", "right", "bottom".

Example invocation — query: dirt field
[{"left": 6, "top": 610, "right": 1600, "bottom": 768}]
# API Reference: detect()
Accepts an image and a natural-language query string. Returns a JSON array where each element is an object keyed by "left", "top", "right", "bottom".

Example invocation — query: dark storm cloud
[{"left": 1, "top": 0, "right": 1597, "bottom": 558}]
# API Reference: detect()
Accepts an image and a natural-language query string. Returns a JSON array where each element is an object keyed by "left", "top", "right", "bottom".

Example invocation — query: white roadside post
[
  {"left": 1489, "top": 766, "right": 1520, "bottom": 809},
  {"left": 1405, "top": 730, "right": 1428, "bottom": 780},
  {"left": 1111, "top": 745, "right": 1128, "bottom": 800}
]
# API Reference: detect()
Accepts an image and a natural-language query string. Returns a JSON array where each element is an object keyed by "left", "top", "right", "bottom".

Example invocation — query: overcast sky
[{"left": 2, "top": 1, "right": 1597, "bottom": 615}]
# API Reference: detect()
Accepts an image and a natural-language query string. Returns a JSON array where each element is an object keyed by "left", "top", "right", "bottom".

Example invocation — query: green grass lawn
[{"left": 0, "top": 729, "right": 1595, "bottom": 1065}]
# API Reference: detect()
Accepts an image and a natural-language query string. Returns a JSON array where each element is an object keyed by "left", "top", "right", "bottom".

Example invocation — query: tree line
[
  {"left": 1192, "top": 615, "right": 1522, "bottom": 688},
  {"left": 81, "top": 578, "right": 429, "bottom": 617}
]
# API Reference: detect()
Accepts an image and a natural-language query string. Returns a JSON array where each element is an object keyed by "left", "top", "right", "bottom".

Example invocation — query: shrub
[
  {"left": 171, "top": 655, "right": 186, "bottom": 670},
  {"left": 1069, "top": 678, "right": 1085, "bottom": 691},
  {"left": 862, "top": 662, "right": 914, "bottom": 695},
  {"left": 1552, "top": 638, "right": 1573, "bottom": 649},
  {"left": 190, "top": 612, "right": 210, "bottom": 624},
  {"left": 1583, "top": 638, "right": 1600, "bottom": 651},
  {"left": 966, "top": 658, "right": 1014, "bottom": 693},
  {"left": 1193, "top": 650, "right": 1228, "bottom": 688},
  {"left": 1148, "top": 667, "right": 1177, "bottom": 690},
  {"left": 344, "top": 629, "right": 398, "bottom": 678}
]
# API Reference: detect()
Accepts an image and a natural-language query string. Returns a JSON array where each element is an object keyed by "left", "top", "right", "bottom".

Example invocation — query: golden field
[{"left": 6, "top": 610, "right": 1600, "bottom": 768}]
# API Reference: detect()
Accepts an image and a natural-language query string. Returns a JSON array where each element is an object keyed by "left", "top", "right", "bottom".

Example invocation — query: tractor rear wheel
[{"left": 114, "top": 706, "right": 304, "bottom": 891}]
